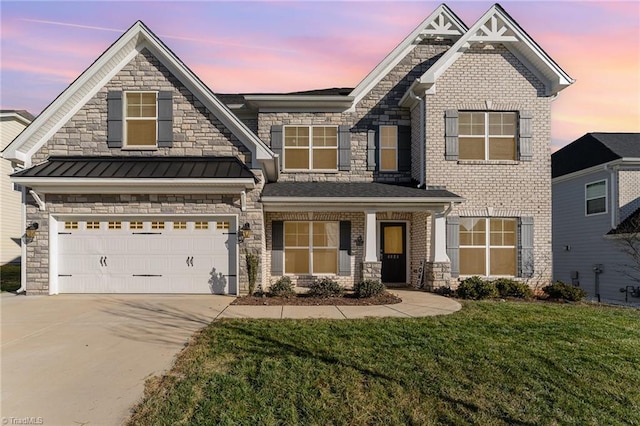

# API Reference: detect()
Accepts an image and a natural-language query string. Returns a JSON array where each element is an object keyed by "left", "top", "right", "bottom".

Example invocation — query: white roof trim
[
  {"left": 416, "top": 4, "right": 574, "bottom": 97},
  {"left": 348, "top": 4, "right": 467, "bottom": 108},
  {"left": 3, "top": 21, "right": 277, "bottom": 177},
  {"left": 0, "top": 111, "right": 33, "bottom": 127}
]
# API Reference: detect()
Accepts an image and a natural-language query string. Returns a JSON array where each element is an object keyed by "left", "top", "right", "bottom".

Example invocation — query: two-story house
[
  {"left": 552, "top": 133, "right": 640, "bottom": 304},
  {"left": 2, "top": 4, "right": 573, "bottom": 295}
]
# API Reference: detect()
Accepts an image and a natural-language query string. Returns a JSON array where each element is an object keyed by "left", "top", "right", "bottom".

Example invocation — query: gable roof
[
  {"left": 400, "top": 3, "right": 574, "bottom": 106},
  {"left": 0, "top": 110, "right": 35, "bottom": 124},
  {"left": 348, "top": 4, "right": 467, "bottom": 107},
  {"left": 552, "top": 133, "right": 640, "bottom": 178},
  {"left": 1, "top": 21, "right": 278, "bottom": 180},
  {"left": 607, "top": 207, "right": 640, "bottom": 235}
]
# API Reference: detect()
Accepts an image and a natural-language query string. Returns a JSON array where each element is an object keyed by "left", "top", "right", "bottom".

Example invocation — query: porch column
[
  {"left": 364, "top": 210, "right": 378, "bottom": 262},
  {"left": 430, "top": 212, "right": 449, "bottom": 263}
]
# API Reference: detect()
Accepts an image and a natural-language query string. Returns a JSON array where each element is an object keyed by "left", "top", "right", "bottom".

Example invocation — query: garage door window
[
  {"left": 65, "top": 221, "right": 79, "bottom": 230},
  {"left": 216, "top": 221, "right": 230, "bottom": 230},
  {"left": 129, "top": 221, "right": 143, "bottom": 230},
  {"left": 151, "top": 221, "right": 165, "bottom": 230},
  {"left": 173, "top": 221, "right": 187, "bottom": 230},
  {"left": 86, "top": 221, "right": 100, "bottom": 230},
  {"left": 108, "top": 221, "right": 122, "bottom": 230},
  {"left": 195, "top": 221, "right": 209, "bottom": 230}
]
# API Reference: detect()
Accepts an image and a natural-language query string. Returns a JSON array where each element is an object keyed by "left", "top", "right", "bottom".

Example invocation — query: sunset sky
[{"left": 1, "top": 1, "right": 638, "bottom": 150}]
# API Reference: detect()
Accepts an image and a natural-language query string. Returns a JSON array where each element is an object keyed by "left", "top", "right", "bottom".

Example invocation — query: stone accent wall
[
  {"left": 410, "top": 211, "right": 430, "bottom": 287},
  {"left": 618, "top": 169, "right": 640, "bottom": 222},
  {"left": 362, "top": 262, "right": 382, "bottom": 281},
  {"left": 257, "top": 41, "right": 452, "bottom": 184},
  {"left": 32, "top": 49, "right": 252, "bottom": 164},
  {"left": 424, "top": 44, "right": 554, "bottom": 286},
  {"left": 424, "top": 262, "right": 451, "bottom": 291}
]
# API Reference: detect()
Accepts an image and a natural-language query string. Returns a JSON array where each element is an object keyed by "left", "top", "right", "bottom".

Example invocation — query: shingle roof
[
  {"left": 552, "top": 133, "right": 640, "bottom": 178},
  {"left": 12, "top": 156, "right": 256, "bottom": 180},
  {"left": 262, "top": 182, "right": 461, "bottom": 199},
  {"left": 607, "top": 207, "right": 640, "bottom": 235}
]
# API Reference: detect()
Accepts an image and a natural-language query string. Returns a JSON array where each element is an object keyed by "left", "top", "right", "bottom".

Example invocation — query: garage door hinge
[
  {"left": 58, "top": 274, "right": 72, "bottom": 277},
  {"left": 58, "top": 232, "right": 72, "bottom": 235},
  {"left": 132, "top": 232, "right": 163, "bottom": 235},
  {"left": 132, "top": 274, "right": 163, "bottom": 277},
  {"left": 223, "top": 232, "right": 237, "bottom": 235},
  {"left": 225, "top": 274, "right": 237, "bottom": 277}
]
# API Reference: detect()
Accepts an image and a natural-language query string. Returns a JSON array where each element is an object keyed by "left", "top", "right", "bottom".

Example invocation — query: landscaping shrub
[
  {"left": 493, "top": 278, "right": 532, "bottom": 299},
  {"left": 246, "top": 253, "right": 259, "bottom": 295},
  {"left": 542, "top": 281, "right": 588, "bottom": 301},
  {"left": 433, "top": 286, "right": 454, "bottom": 296},
  {"left": 269, "top": 276, "right": 295, "bottom": 297},
  {"left": 455, "top": 276, "right": 498, "bottom": 300},
  {"left": 353, "top": 280, "right": 385, "bottom": 298},
  {"left": 308, "top": 277, "right": 344, "bottom": 298}
]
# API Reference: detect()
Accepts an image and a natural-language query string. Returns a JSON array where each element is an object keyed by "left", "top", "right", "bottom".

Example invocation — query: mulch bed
[{"left": 232, "top": 291, "right": 402, "bottom": 306}]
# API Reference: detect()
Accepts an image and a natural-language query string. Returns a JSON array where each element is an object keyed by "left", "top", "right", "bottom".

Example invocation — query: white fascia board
[
  {"left": 551, "top": 159, "right": 629, "bottom": 184},
  {"left": 262, "top": 196, "right": 464, "bottom": 212},
  {"left": 0, "top": 112, "right": 32, "bottom": 127},
  {"left": 349, "top": 4, "right": 467, "bottom": 107},
  {"left": 244, "top": 95, "right": 354, "bottom": 111},
  {"left": 417, "top": 5, "right": 574, "bottom": 96},
  {"left": 10, "top": 177, "right": 255, "bottom": 194}
]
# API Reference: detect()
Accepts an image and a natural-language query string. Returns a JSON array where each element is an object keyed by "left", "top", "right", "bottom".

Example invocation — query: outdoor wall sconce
[
  {"left": 238, "top": 223, "right": 251, "bottom": 243},
  {"left": 25, "top": 222, "right": 39, "bottom": 239},
  {"left": 355, "top": 235, "right": 364, "bottom": 247}
]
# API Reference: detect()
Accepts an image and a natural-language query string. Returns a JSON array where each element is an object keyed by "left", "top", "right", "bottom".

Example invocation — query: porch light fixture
[
  {"left": 25, "top": 222, "right": 39, "bottom": 239},
  {"left": 238, "top": 223, "right": 251, "bottom": 243},
  {"left": 355, "top": 235, "right": 364, "bottom": 247}
]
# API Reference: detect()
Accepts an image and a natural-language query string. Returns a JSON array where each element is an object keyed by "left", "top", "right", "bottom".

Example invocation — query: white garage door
[{"left": 57, "top": 218, "right": 237, "bottom": 294}]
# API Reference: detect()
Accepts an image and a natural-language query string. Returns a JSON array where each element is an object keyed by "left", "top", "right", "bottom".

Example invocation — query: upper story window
[
  {"left": 458, "top": 112, "right": 516, "bottom": 160},
  {"left": 586, "top": 180, "right": 607, "bottom": 215},
  {"left": 284, "top": 126, "right": 337, "bottom": 171},
  {"left": 125, "top": 92, "right": 157, "bottom": 147},
  {"left": 379, "top": 126, "right": 398, "bottom": 172}
]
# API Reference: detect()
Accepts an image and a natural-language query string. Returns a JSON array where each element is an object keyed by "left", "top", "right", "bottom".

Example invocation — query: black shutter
[
  {"left": 271, "top": 125, "right": 283, "bottom": 170},
  {"left": 519, "top": 217, "right": 534, "bottom": 277},
  {"left": 398, "top": 125, "right": 411, "bottom": 172},
  {"left": 338, "top": 125, "right": 351, "bottom": 171},
  {"left": 339, "top": 221, "right": 351, "bottom": 276},
  {"left": 444, "top": 110, "right": 458, "bottom": 160},
  {"left": 271, "top": 221, "right": 284, "bottom": 275},
  {"left": 367, "top": 128, "right": 378, "bottom": 171},
  {"left": 107, "top": 91, "right": 123, "bottom": 148},
  {"left": 446, "top": 216, "right": 460, "bottom": 277},
  {"left": 518, "top": 111, "right": 533, "bottom": 161},
  {"left": 157, "top": 91, "right": 173, "bottom": 148}
]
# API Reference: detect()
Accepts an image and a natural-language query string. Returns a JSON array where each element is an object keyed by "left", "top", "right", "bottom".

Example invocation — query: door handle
[
  {"left": 186, "top": 256, "right": 190, "bottom": 267},
  {"left": 100, "top": 256, "right": 104, "bottom": 266},
  {"left": 189, "top": 256, "right": 194, "bottom": 267},
  {"left": 104, "top": 256, "right": 107, "bottom": 267}
]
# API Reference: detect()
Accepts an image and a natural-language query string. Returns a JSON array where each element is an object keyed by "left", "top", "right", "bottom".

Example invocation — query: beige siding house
[
  {"left": 1, "top": 110, "right": 33, "bottom": 264},
  {"left": 3, "top": 3, "right": 573, "bottom": 295}
]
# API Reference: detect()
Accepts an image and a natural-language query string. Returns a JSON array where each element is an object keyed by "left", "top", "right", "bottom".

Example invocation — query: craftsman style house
[{"left": 2, "top": 4, "right": 573, "bottom": 295}]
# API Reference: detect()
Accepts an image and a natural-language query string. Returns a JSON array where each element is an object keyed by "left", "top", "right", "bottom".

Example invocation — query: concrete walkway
[
  {"left": 218, "top": 289, "right": 461, "bottom": 319},
  {"left": 1, "top": 290, "right": 458, "bottom": 425}
]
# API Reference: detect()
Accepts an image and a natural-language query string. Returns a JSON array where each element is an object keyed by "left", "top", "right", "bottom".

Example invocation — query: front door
[{"left": 381, "top": 222, "right": 406, "bottom": 283}]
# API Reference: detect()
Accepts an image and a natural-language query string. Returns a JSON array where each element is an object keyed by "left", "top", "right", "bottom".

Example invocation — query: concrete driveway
[{"left": 1, "top": 293, "right": 233, "bottom": 425}]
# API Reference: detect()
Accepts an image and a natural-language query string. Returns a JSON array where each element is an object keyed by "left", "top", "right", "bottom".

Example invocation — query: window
[
  {"left": 151, "top": 221, "right": 165, "bottom": 230},
  {"left": 460, "top": 218, "right": 516, "bottom": 276},
  {"left": 129, "top": 221, "right": 143, "bottom": 230},
  {"left": 379, "top": 126, "right": 398, "bottom": 171},
  {"left": 125, "top": 92, "right": 157, "bottom": 147},
  {"left": 108, "top": 221, "right": 122, "bottom": 230},
  {"left": 194, "top": 221, "right": 209, "bottom": 230},
  {"left": 459, "top": 112, "right": 516, "bottom": 160},
  {"left": 86, "top": 221, "right": 100, "bottom": 230},
  {"left": 65, "top": 221, "right": 79, "bottom": 230},
  {"left": 216, "top": 221, "right": 230, "bottom": 230},
  {"left": 284, "top": 126, "right": 337, "bottom": 170},
  {"left": 586, "top": 180, "right": 607, "bottom": 215},
  {"left": 173, "top": 221, "right": 187, "bottom": 230},
  {"left": 284, "top": 221, "right": 338, "bottom": 274}
]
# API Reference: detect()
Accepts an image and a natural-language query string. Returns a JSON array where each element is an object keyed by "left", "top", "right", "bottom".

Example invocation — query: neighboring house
[
  {"left": 552, "top": 133, "right": 640, "bottom": 304},
  {"left": 0, "top": 110, "right": 34, "bottom": 265},
  {"left": 2, "top": 3, "right": 573, "bottom": 295}
]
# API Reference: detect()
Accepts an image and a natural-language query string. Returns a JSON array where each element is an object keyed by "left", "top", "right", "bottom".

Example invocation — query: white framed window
[
  {"left": 124, "top": 92, "right": 157, "bottom": 147},
  {"left": 108, "top": 221, "right": 122, "bottom": 230},
  {"left": 283, "top": 126, "right": 338, "bottom": 171},
  {"left": 585, "top": 180, "right": 607, "bottom": 216},
  {"left": 173, "top": 221, "right": 187, "bottom": 230},
  {"left": 194, "top": 221, "right": 209, "bottom": 230},
  {"left": 459, "top": 218, "right": 517, "bottom": 276},
  {"left": 216, "top": 221, "right": 230, "bottom": 230},
  {"left": 284, "top": 221, "right": 338, "bottom": 275},
  {"left": 65, "top": 221, "right": 79, "bottom": 230},
  {"left": 151, "top": 221, "right": 165, "bottom": 230},
  {"left": 379, "top": 126, "right": 398, "bottom": 172},
  {"left": 459, "top": 112, "right": 516, "bottom": 160},
  {"left": 86, "top": 221, "right": 100, "bottom": 230},
  {"left": 129, "top": 221, "right": 144, "bottom": 230}
]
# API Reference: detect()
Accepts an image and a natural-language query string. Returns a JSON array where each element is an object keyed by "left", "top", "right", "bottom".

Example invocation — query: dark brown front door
[{"left": 381, "top": 222, "right": 406, "bottom": 283}]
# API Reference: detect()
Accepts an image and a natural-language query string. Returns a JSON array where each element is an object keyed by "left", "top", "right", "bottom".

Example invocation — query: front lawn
[
  {"left": 1, "top": 264, "right": 21, "bottom": 292},
  {"left": 129, "top": 301, "right": 640, "bottom": 425}
]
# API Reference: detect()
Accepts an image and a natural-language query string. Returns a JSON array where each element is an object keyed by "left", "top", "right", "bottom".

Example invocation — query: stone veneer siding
[
  {"left": 425, "top": 44, "right": 554, "bottom": 286},
  {"left": 618, "top": 169, "right": 640, "bottom": 223}
]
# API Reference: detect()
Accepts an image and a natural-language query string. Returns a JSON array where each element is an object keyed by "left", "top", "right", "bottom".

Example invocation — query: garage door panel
[{"left": 57, "top": 218, "right": 235, "bottom": 294}]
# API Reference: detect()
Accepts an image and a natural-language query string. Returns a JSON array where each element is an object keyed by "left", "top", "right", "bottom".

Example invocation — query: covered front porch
[{"left": 260, "top": 182, "right": 463, "bottom": 289}]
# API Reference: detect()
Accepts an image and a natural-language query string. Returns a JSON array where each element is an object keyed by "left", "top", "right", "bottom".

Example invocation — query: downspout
[
  {"left": 18, "top": 186, "right": 27, "bottom": 294},
  {"left": 409, "top": 89, "right": 425, "bottom": 187},
  {"left": 604, "top": 164, "right": 617, "bottom": 229}
]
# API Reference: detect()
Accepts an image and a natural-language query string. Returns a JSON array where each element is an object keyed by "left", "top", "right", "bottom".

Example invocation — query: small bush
[
  {"left": 269, "top": 276, "right": 295, "bottom": 297},
  {"left": 542, "top": 281, "right": 588, "bottom": 302},
  {"left": 494, "top": 278, "right": 532, "bottom": 299},
  {"left": 354, "top": 280, "right": 385, "bottom": 298},
  {"left": 309, "top": 277, "right": 344, "bottom": 298},
  {"left": 455, "top": 276, "right": 498, "bottom": 300},
  {"left": 433, "top": 286, "right": 454, "bottom": 296}
]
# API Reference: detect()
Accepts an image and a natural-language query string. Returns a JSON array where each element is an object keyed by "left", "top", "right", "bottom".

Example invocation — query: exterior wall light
[
  {"left": 355, "top": 235, "right": 364, "bottom": 246},
  {"left": 26, "top": 222, "right": 39, "bottom": 239},
  {"left": 238, "top": 223, "right": 251, "bottom": 243}
]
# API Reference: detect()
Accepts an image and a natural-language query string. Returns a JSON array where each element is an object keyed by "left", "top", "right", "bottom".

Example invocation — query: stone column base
[
  {"left": 362, "top": 261, "right": 382, "bottom": 282},
  {"left": 424, "top": 262, "right": 451, "bottom": 291}
]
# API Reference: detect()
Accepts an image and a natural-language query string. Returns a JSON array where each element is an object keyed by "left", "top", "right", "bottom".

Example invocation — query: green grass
[
  {"left": 129, "top": 301, "right": 640, "bottom": 425},
  {"left": 1, "top": 264, "right": 21, "bottom": 292}
]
